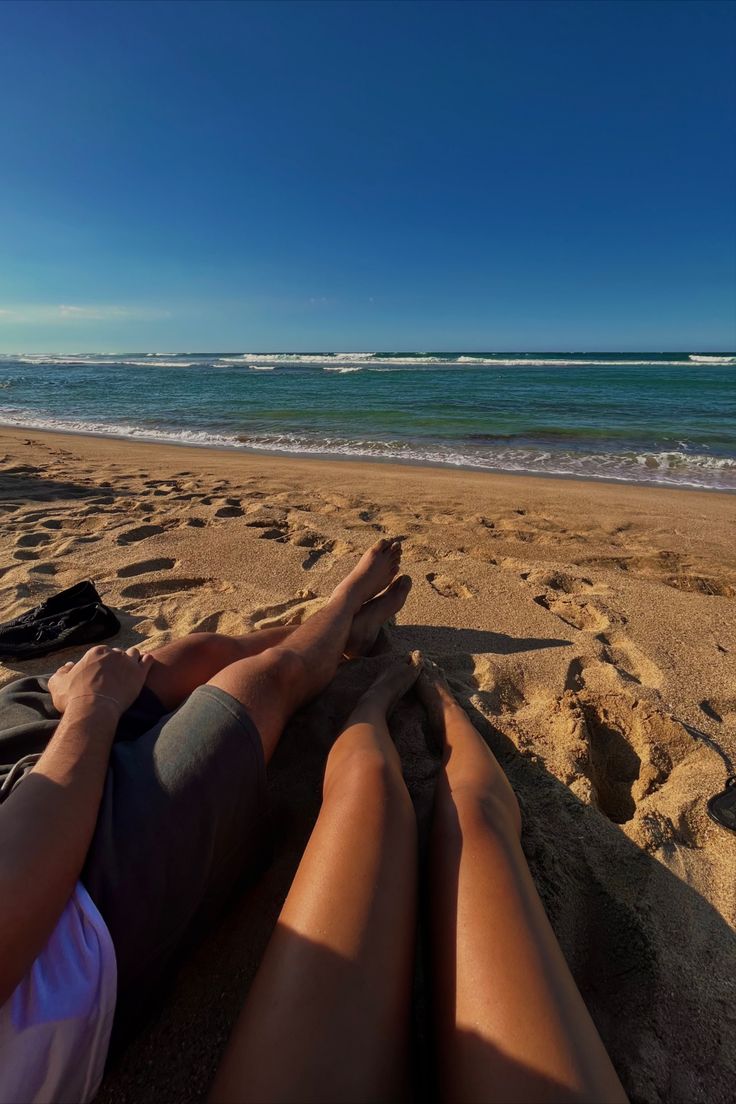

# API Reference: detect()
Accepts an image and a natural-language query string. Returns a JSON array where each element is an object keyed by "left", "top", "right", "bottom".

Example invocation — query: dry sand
[{"left": 1, "top": 426, "right": 735, "bottom": 1103}]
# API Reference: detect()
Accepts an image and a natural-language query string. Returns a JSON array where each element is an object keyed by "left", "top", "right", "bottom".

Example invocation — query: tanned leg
[
  {"left": 210, "top": 655, "right": 421, "bottom": 1104},
  {"left": 418, "top": 661, "right": 627, "bottom": 1104},
  {"left": 208, "top": 539, "right": 406, "bottom": 762},
  {"left": 143, "top": 570, "right": 412, "bottom": 712}
]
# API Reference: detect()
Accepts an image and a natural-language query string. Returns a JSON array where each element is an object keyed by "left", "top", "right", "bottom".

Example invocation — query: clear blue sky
[{"left": 1, "top": 0, "right": 734, "bottom": 352}]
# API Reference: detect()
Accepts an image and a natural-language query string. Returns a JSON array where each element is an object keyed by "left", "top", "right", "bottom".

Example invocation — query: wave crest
[{"left": 1, "top": 407, "right": 733, "bottom": 491}]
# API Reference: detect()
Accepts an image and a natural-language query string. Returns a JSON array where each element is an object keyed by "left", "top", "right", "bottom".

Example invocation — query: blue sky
[{"left": 0, "top": 0, "right": 734, "bottom": 352}]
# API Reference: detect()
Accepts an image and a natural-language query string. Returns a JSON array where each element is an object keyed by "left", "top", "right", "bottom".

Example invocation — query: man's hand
[
  {"left": 48, "top": 645, "right": 154, "bottom": 717},
  {"left": 1, "top": 643, "right": 154, "bottom": 1006}
]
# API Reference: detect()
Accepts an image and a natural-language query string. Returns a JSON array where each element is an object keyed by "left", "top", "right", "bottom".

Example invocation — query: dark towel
[
  {"left": 0, "top": 580, "right": 101, "bottom": 630},
  {"left": 0, "top": 583, "right": 120, "bottom": 661}
]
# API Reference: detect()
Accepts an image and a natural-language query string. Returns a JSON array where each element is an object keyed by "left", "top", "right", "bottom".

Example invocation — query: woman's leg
[
  {"left": 418, "top": 661, "right": 627, "bottom": 1104},
  {"left": 210, "top": 656, "right": 421, "bottom": 1104}
]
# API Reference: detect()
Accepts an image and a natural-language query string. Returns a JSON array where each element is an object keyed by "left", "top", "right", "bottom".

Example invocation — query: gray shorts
[{"left": 0, "top": 676, "right": 269, "bottom": 1015}]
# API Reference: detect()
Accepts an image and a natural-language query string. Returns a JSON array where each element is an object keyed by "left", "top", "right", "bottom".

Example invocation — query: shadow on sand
[
  {"left": 97, "top": 647, "right": 736, "bottom": 1104},
  {"left": 394, "top": 623, "right": 572, "bottom": 655},
  {"left": 0, "top": 465, "right": 130, "bottom": 507}
]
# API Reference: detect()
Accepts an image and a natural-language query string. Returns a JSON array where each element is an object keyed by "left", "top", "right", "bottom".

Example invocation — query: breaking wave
[
  {"left": 4, "top": 351, "right": 733, "bottom": 371},
  {"left": 1, "top": 407, "right": 733, "bottom": 491}
]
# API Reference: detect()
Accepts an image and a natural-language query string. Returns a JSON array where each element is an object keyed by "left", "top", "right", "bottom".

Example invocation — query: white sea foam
[
  {"left": 0, "top": 407, "right": 240, "bottom": 448},
  {"left": 231, "top": 353, "right": 706, "bottom": 369},
  {"left": 213, "top": 360, "right": 276, "bottom": 370},
  {"left": 634, "top": 450, "right": 736, "bottom": 471},
  {"left": 456, "top": 357, "right": 690, "bottom": 368},
  {"left": 239, "top": 353, "right": 692, "bottom": 368},
  {"left": 235, "top": 352, "right": 381, "bottom": 365},
  {"left": 5, "top": 354, "right": 198, "bottom": 368},
  {"left": 120, "top": 359, "right": 198, "bottom": 368},
  {"left": 1, "top": 406, "right": 733, "bottom": 490},
  {"left": 2, "top": 351, "right": 729, "bottom": 371}
]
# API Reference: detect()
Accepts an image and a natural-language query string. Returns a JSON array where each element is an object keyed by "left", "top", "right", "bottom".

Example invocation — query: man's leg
[
  {"left": 84, "top": 540, "right": 407, "bottom": 1024},
  {"left": 417, "top": 662, "right": 627, "bottom": 1104},
  {"left": 143, "top": 568, "right": 411, "bottom": 713},
  {"left": 208, "top": 538, "right": 403, "bottom": 762},
  {"left": 210, "top": 656, "right": 420, "bottom": 1104}
]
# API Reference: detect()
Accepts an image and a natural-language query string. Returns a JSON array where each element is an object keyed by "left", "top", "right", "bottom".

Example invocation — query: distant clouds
[{"left": 0, "top": 304, "right": 170, "bottom": 324}]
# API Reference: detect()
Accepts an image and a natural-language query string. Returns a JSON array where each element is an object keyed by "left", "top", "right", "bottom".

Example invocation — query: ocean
[{"left": 1, "top": 351, "right": 734, "bottom": 491}]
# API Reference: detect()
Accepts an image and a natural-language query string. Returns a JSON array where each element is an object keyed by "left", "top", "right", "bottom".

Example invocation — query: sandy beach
[{"left": 1, "top": 426, "right": 734, "bottom": 1103}]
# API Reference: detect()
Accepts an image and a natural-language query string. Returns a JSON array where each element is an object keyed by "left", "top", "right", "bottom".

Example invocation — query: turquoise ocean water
[{"left": 0, "top": 351, "right": 734, "bottom": 491}]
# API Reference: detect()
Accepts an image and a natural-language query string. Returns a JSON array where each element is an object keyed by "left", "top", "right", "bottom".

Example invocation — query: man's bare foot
[
  {"left": 331, "top": 538, "right": 402, "bottom": 612},
  {"left": 345, "top": 574, "right": 412, "bottom": 658},
  {"left": 359, "top": 652, "right": 422, "bottom": 716}
]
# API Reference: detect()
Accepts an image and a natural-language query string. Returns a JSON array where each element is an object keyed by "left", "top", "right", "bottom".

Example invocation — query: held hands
[{"left": 48, "top": 645, "right": 154, "bottom": 718}]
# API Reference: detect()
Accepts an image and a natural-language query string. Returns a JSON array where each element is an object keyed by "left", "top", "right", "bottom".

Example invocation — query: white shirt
[{"left": 0, "top": 882, "right": 117, "bottom": 1104}]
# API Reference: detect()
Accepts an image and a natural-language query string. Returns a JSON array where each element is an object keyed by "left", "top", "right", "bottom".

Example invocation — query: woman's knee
[
  {"left": 449, "top": 782, "right": 522, "bottom": 841},
  {"left": 324, "top": 742, "right": 413, "bottom": 820}
]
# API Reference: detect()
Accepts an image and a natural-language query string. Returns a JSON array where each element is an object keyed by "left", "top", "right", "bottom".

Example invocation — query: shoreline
[{"left": 1, "top": 422, "right": 734, "bottom": 497}]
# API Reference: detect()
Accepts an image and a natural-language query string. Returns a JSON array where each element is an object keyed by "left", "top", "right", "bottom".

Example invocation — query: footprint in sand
[
  {"left": 116, "top": 524, "right": 165, "bottom": 545},
  {"left": 522, "top": 566, "right": 615, "bottom": 634},
  {"left": 250, "top": 590, "right": 322, "bottom": 629},
  {"left": 699, "top": 698, "right": 736, "bottom": 726},
  {"left": 522, "top": 567, "right": 603, "bottom": 596},
  {"left": 189, "top": 609, "right": 248, "bottom": 635},
  {"left": 534, "top": 596, "right": 661, "bottom": 689},
  {"left": 596, "top": 632, "right": 663, "bottom": 689},
  {"left": 470, "top": 654, "right": 527, "bottom": 714},
  {"left": 576, "top": 696, "right": 692, "bottom": 826},
  {"left": 426, "top": 572, "right": 476, "bottom": 599},
  {"left": 51, "top": 535, "right": 103, "bottom": 556},
  {"left": 120, "top": 577, "right": 208, "bottom": 600},
  {"left": 117, "top": 557, "right": 177, "bottom": 578},
  {"left": 564, "top": 657, "right": 586, "bottom": 692},
  {"left": 533, "top": 592, "right": 610, "bottom": 633},
  {"left": 258, "top": 527, "right": 290, "bottom": 543},
  {"left": 243, "top": 510, "right": 288, "bottom": 529},
  {"left": 247, "top": 518, "right": 344, "bottom": 569},
  {"left": 290, "top": 530, "right": 337, "bottom": 569},
  {"left": 29, "top": 563, "right": 58, "bottom": 576},
  {"left": 15, "top": 532, "right": 51, "bottom": 548},
  {"left": 579, "top": 701, "right": 643, "bottom": 823},
  {"left": 665, "top": 573, "right": 735, "bottom": 598},
  {"left": 580, "top": 552, "right": 735, "bottom": 597}
]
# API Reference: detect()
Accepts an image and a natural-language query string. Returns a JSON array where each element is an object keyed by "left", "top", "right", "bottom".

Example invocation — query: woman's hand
[{"left": 48, "top": 645, "right": 154, "bottom": 718}]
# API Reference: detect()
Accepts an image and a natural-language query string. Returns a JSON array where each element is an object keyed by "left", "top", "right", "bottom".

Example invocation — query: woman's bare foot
[
  {"left": 415, "top": 656, "right": 459, "bottom": 754},
  {"left": 358, "top": 652, "right": 422, "bottom": 717},
  {"left": 418, "top": 657, "right": 522, "bottom": 834},
  {"left": 330, "top": 539, "right": 402, "bottom": 612},
  {"left": 345, "top": 575, "right": 412, "bottom": 659}
]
